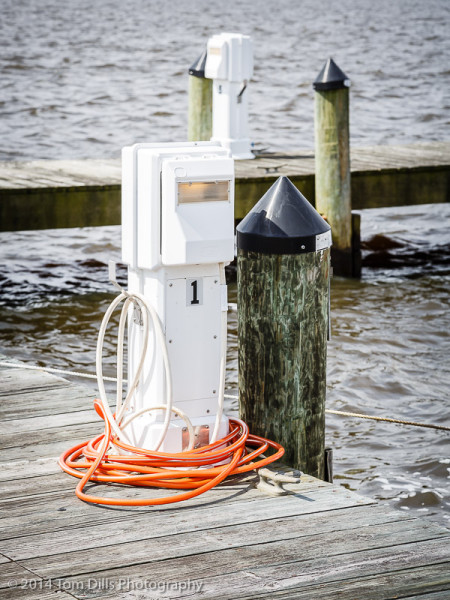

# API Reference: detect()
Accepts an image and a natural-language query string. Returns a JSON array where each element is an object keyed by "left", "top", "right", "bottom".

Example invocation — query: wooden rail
[
  {"left": 0, "top": 358, "right": 449, "bottom": 599},
  {"left": 0, "top": 141, "right": 448, "bottom": 231}
]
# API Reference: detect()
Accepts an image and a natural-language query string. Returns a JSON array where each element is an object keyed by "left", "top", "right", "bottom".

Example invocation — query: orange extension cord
[{"left": 59, "top": 399, "right": 284, "bottom": 507}]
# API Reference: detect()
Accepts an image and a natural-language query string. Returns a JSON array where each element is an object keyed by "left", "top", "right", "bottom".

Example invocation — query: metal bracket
[{"left": 108, "top": 260, "right": 125, "bottom": 294}]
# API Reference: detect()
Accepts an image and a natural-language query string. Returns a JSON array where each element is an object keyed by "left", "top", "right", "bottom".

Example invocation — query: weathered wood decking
[
  {"left": 1, "top": 360, "right": 449, "bottom": 599},
  {"left": 0, "top": 141, "right": 449, "bottom": 231}
]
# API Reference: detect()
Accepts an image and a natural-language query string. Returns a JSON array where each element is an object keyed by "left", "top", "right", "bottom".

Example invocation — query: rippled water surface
[
  {"left": 0, "top": 0, "right": 449, "bottom": 526},
  {"left": 1, "top": 0, "right": 449, "bottom": 159}
]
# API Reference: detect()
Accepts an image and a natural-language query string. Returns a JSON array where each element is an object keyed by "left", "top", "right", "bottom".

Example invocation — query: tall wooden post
[
  {"left": 237, "top": 176, "right": 331, "bottom": 479},
  {"left": 314, "top": 58, "right": 354, "bottom": 277},
  {"left": 188, "top": 49, "right": 212, "bottom": 141}
]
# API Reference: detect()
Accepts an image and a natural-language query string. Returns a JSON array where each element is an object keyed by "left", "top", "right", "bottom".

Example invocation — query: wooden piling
[
  {"left": 187, "top": 49, "right": 212, "bottom": 142},
  {"left": 237, "top": 176, "right": 331, "bottom": 479},
  {"left": 351, "top": 212, "right": 362, "bottom": 278},
  {"left": 314, "top": 58, "right": 353, "bottom": 277}
]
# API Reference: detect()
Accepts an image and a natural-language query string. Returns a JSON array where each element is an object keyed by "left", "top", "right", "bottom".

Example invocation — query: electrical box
[
  {"left": 121, "top": 142, "right": 234, "bottom": 452},
  {"left": 205, "top": 33, "right": 254, "bottom": 160}
]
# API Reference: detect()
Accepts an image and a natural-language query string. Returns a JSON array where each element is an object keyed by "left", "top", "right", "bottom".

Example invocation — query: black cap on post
[
  {"left": 313, "top": 58, "right": 350, "bottom": 91},
  {"left": 188, "top": 48, "right": 207, "bottom": 78},
  {"left": 236, "top": 176, "right": 331, "bottom": 254}
]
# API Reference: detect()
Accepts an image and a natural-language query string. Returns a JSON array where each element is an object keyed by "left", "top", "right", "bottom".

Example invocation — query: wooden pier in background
[
  {"left": 0, "top": 141, "right": 448, "bottom": 231},
  {"left": 1, "top": 358, "right": 449, "bottom": 599}
]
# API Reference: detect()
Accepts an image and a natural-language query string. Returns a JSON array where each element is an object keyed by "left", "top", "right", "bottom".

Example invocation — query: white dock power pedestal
[
  {"left": 121, "top": 142, "right": 234, "bottom": 453},
  {"left": 205, "top": 33, "right": 254, "bottom": 160}
]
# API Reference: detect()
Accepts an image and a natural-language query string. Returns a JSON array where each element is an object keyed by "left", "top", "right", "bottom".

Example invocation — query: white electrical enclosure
[
  {"left": 122, "top": 142, "right": 234, "bottom": 453},
  {"left": 205, "top": 33, "right": 254, "bottom": 160}
]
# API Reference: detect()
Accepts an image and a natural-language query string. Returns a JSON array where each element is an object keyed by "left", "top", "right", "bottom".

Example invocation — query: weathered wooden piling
[
  {"left": 187, "top": 49, "right": 212, "bottom": 141},
  {"left": 237, "top": 176, "right": 331, "bottom": 479},
  {"left": 313, "top": 58, "right": 354, "bottom": 277}
]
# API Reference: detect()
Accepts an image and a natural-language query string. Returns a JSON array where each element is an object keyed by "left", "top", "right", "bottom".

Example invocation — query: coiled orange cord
[{"left": 59, "top": 399, "right": 284, "bottom": 506}]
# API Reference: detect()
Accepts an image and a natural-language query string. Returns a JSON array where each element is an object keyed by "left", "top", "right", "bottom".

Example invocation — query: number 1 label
[
  {"left": 190, "top": 280, "right": 199, "bottom": 304},
  {"left": 186, "top": 278, "right": 203, "bottom": 306}
]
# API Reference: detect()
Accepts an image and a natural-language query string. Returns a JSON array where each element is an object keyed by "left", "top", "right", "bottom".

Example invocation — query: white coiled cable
[{"left": 95, "top": 289, "right": 181, "bottom": 451}]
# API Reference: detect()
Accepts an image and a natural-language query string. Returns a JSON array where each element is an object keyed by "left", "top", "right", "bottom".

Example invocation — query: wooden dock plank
[
  {"left": 0, "top": 457, "right": 268, "bottom": 501},
  {"left": 0, "top": 465, "right": 322, "bottom": 504},
  {"left": 0, "top": 389, "right": 95, "bottom": 421},
  {"left": 0, "top": 456, "right": 68, "bottom": 482},
  {"left": 402, "top": 593, "right": 450, "bottom": 600},
  {"left": 0, "top": 159, "right": 122, "bottom": 190},
  {"left": 0, "top": 473, "right": 82, "bottom": 502},
  {"left": 0, "top": 561, "right": 43, "bottom": 590},
  {"left": 0, "top": 367, "right": 68, "bottom": 395},
  {"left": 0, "top": 480, "right": 369, "bottom": 543},
  {"left": 0, "top": 363, "right": 448, "bottom": 599},
  {"left": 0, "top": 140, "right": 444, "bottom": 192},
  {"left": 56, "top": 566, "right": 450, "bottom": 600},
  {"left": 0, "top": 562, "right": 74, "bottom": 600},
  {"left": 0, "top": 141, "right": 448, "bottom": 230},
  {"left": 2, "top": 410, "right": 100, "bottom": 436},
  {"left": 0, "top": 590, "right": 75, "bottom": 600},
  {"left": 0, "top": 367, "right": 96, "bottom": 421},
  {"left": 54, "top": 537, "right": 450, "bottom": 599},
  {"left": 15, "top": 511, "right": 444, "bottom": 580},
  {"left": 0, "top": 423, "right": 101, "bottom": 458},
  {"left": 1, "top": 488, "right": 374, "bottom": 561},
  {"left": 223, "top": 564, "right": 450, "bottom": 600}
]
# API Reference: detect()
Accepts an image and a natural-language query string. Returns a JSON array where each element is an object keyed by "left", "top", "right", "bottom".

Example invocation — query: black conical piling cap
[
  {"left": 188, "top": 48, "right": 207, "bottom": 78},
  {"left": 236, "top": 176, "right": 331, "bottom": 254},
  {"left": 313, "top": 58, "right": 350, "bottom": 91}
]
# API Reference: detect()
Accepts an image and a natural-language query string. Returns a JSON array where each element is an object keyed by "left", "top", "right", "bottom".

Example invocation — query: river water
[
  {"left": 1, "top": 0, "right": 449, "bottom": 159},
  {"left": 0, "top": 0, "right": 449, "bottom": 525}
]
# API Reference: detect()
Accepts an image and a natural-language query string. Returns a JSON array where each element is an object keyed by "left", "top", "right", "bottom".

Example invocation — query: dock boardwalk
[
  {"left": 0, "top": 141, "right": 449, "bottom": 231},
  {"left": 1, "top": 360, "right": 450, "bottom": 599}
]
